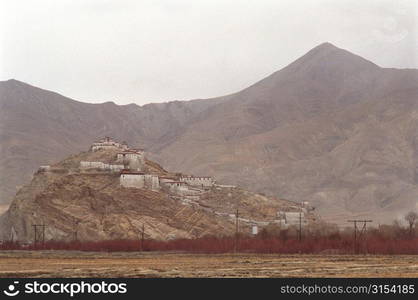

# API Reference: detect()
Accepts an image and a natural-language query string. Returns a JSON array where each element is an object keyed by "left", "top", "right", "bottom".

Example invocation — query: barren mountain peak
[
  {"left": 2, "top": 78, "right": 35, "bottom": 87},
  {"left": 305, "top": 42, "right": 378, "bottom": 68},
  {"left": 313, "top": 41, "right": 338, "bottom": 49},
  {"left": 295, "top": 42, "right": 379, "bottom": 69}
]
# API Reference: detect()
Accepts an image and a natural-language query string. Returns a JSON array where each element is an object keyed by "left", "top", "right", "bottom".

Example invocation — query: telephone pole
[
  {"left": 140, "top": 223, "right": 145, "bottom": 251},
  {"left": 41, "top": 223, "right": 45, "bottom": 245},
  {"left": 73, "top": 217, "right": 80, "bottom": 242},
  {"left": 32, "top": 225, "right": 38, "bottom": 246},
  {"left": 298, "top": 209, "right": 302, "bottom": 242},
  {"left": 347, "top": 220, "right": 372, "bottom": 254},
  {"left": 234, "top": 209, "right": 239, "bottom": 253},
  {"left": 32, "top": 223, "right": 46, "bottom": 247}
]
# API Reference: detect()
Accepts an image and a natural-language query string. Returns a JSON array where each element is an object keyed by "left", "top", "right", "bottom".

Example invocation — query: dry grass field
[{"left": 0, "top": 251, "right": 417, "bottom": 278}]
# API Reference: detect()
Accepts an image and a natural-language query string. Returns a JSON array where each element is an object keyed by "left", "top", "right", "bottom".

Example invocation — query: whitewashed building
[
  {"left": 116, "top": 150, "right": 145, "bottom": 171},
  {"left": 91, "top": 137, "right": 124, "bottom": 152},
  {"left": 38, "top": 165, "right": 51, "bottom": 172},
  {"left": 161, "top": 181, "right": 189, "bottom": 194},
  {"left": 119, "top": 170, "right": 159, "bottom": 190},
  {"left": 144, "top": 174, "right": 160, "bottom": 191}
]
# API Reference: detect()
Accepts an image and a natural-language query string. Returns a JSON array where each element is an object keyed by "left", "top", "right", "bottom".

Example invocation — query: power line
[
  {"left": 347, "top": 220, "right": 372, "bottom": 254},
  {"left": 32, "top": 224, "right": 46, "bottom": 247}
]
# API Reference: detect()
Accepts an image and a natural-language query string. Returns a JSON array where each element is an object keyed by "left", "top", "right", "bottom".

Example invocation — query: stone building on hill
[
  {"left": 120, "top": 170, "right": 159, "bottom": 190},
  {"left": 116, "top": 150, "right": 145, "bottom": 171},
  {"left": 91, "top": 137, "right": 128, "bottom": 152}
]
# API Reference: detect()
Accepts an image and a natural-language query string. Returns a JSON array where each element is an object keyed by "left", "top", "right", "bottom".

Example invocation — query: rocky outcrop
[{"left": 0, "top": 148, "right": 307, "bottom": 242}]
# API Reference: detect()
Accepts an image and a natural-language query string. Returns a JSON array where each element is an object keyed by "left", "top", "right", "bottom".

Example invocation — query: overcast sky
[{"left": 1, "top": 0, "right": 417, "bottom": 105}]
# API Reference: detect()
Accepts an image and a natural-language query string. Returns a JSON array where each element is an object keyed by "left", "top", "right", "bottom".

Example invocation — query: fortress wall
[
  {"left": 80, "top": 161, "right": 124, "bottom": 172},
  {"left": 80, "top": 161, "right": 105, "bottom": 169},
  {"left": 91, "top": 144, "right": 119, "bottom": 152},
  {"left": 180, "top": 177, "right": 214, "bottom": 187},
  {"left": 105, "top": 164, "right": 124, "bottom": 171}
]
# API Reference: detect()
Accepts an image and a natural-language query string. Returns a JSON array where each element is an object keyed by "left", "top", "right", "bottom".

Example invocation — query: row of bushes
[{"left": 1, "top": 235, "right": 417, "bottom": 254}]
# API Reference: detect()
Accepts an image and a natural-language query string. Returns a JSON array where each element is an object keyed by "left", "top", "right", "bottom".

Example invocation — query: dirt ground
[{"left": 0, "top": 251, "right": 417, "bottom": 277}]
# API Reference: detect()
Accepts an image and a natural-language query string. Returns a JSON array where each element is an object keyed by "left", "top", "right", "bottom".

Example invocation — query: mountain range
[{"left": 1, "top": 42, "right": 418, "bottom": 223}]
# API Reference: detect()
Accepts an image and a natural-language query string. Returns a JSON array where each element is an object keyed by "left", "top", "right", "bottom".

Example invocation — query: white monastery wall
[
  {"left": 180, "top": 176, "right": 214, "bottom": 187},
  {"left": 80, "top": 161, "right": 124, "bottom": 172}
]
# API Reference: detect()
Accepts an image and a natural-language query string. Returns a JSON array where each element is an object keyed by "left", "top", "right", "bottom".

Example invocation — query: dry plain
[{"left": 0, "top": 251, "right": 417, "bottom": 278}]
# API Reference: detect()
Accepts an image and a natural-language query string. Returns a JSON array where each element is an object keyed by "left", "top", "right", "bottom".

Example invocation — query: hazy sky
[{"left": 1, "top": 0, "right": 417, "bottom": 105}]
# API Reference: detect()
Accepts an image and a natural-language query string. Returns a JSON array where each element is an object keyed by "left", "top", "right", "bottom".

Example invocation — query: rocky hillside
[
  {"left": 1, "top": 42, "right": 418, "bottom": 223},
  {"left": 0, "top": 146, "right": 310, "bottom": 242}
]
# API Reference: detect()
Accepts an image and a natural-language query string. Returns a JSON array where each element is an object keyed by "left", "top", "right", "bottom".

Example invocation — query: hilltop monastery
[
  {"left": 37, "top": 137, "right": 312, "bottom": 229},
  {"left": 80, "top": 137, "right": 215, "bottom": 198}
]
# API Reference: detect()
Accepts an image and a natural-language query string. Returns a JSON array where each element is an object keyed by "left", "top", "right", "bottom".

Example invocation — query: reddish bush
[
  {"left": 1, "top": 227, "right": 417, "bottom": 254},
  {"left": 1, "top": 236, "right": 417, "bottom": 254}
]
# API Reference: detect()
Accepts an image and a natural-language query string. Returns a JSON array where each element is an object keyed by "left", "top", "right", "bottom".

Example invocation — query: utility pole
[
  {"left": 73, "top": 217, "right": 79, "bottom": 242},
  {"left": 41, "top": 223, "right": 45, "bottom": 246},
  {"left": 234, "top": 209, "right": 239, "bottom": 253},
  {"left": 32, "top": 225, "right": 38, "bottom": 246},
  {"left": 140, "top": 223, "right": 145, "bottom": 251},
  {"left": 347, "top": 220, "right": 372, "bottom": 254},
  {"left": 32, "top": 224, "right": 46, "bottom": 247},
  {"left": 298, "top": 208, "right": 302, "bottom": 242}
]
